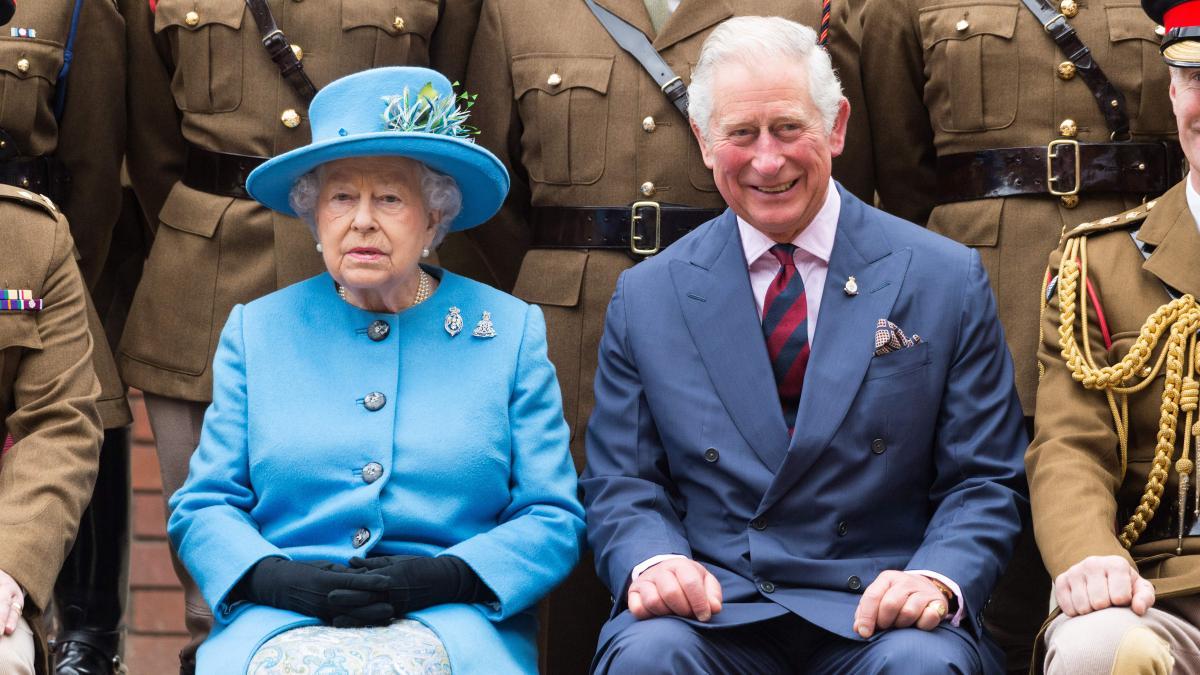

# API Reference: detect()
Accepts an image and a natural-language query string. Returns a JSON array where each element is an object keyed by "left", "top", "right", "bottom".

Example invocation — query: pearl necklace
[{"left": 337, "top": 268, "right": 432, "bottom": 309}]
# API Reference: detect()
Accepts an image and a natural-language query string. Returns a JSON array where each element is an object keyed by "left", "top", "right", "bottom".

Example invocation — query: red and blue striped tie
[{"left": 762, "top": 244, "right": 810, "bottom": 432}]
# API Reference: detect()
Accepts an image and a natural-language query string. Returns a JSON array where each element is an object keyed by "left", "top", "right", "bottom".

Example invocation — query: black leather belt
[
  {"left": 531, "top": 204, "right": 722, "bottom": 257},
  {"left": 936, "top": 141, "right": 1185, "bottom": 204},
  {"left": 182, "top": 144, "right": 268, "bottom": 200}
]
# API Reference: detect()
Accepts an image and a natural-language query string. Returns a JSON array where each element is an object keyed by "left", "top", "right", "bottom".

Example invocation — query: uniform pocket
[
  {"left": 918, "top": 3, "right": 1019, "bottom": 132},
  {"left": 0, "top": 40, "right": 62, "bottom": 145},
  {"left": 1108, "top": 5, "right": 1176, "bottom": 134},
  {"left": 340, "top": 0, "right": 440, "bottom": 70},
  {"left": 511, "top": 53, "right": 613, "bottom": 186},
  {"left": 154, "top": 0, "right": 245, "bottom": 113}
]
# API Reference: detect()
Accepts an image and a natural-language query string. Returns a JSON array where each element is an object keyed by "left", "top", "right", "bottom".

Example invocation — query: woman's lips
[{"left": 347, "top": 247, "right": 384, "bottom": 261}]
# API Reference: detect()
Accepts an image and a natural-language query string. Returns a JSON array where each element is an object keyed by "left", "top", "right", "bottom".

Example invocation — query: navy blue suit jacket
[{"left": 581, "top": 185, "right": 1028, "bottom": 651}]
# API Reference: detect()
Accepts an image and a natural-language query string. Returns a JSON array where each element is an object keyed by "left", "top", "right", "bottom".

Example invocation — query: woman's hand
[
  {"left": 334, "top": 555, "right": 493, "bottom": 616},
  {"left": 238, "top": 557, "right": 395, "bottom": 626},
  {"left": 0, "top": 569, "right": 25, "bottom": 635}
]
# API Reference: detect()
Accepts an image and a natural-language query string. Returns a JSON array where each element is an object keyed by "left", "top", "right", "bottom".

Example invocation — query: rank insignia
[{"left": 0, "top": 289, "right": 41, "bottom": 311}]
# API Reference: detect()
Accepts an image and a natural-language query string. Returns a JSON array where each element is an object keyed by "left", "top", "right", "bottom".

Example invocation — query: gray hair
[
  {"left": 288, "top": 161, "right": 463, "bottom": 248},
  {"left": 688, "top": 16, "right": 844, "bottom": 142}
]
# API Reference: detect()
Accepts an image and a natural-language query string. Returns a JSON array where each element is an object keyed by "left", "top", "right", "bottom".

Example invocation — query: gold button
[
  {"left": 15, "top": 58, "right": 28, "bottom": 74},
  {"left": 185, "top": 10, "right": 200, "bottom": 26},
  {"left": 1057, "top": 61, "right": 1076, "bottom": 80},
  {"left": 18, "top": 177, "right": 29, "bottom": 188},
  {"left": 642, "top": 116, "right": 656, "bottom": 133},
  {"left": 1156, "top": 25, "right": 1166, "bottom": 37},
  {"left": 1111, "top": 98, "right": 1120, "bottom": 109},
  {"left": 393, "top": 16, "right": 405, "bottom": 31},
  {"left": 1059, "top": 118, "right": 1077, "bottom": 137},
  {"left": 281, "top": 109, "right": 301, "bottom": 128},
  {"left": 291, "top": 44, "right": 303, "bottom": 61},
  {"left": 1060, "top": 0, "right": 1078, "bottom": 18},
  {"left": 955, "top": 19, "right": 969, "bottom": 32},
  {"left": 1060, "top": 195, "right": 1079, "bottom": 209},
  {"left": 547, "top": 72, "right": 562, "bottom": 87},
  {"left": 640, "top": 181, "right": 656, "bottom": 197}
]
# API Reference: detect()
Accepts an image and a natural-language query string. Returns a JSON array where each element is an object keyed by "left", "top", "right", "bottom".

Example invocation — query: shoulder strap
[
  {"left": 244, "top": 0, "right": 318, "bottom": 104},
  {"left": 1017, "top": 0, "right": 1131, "bottom": 139},
  {"left": 52, "top": 0, "right": 84, "bottom": 122},
  {"left": 582, "top": 0, "right": 689, "bottom": 119},
  {"left": 0, "top": 183, "right": 59, "bottom": 218}
]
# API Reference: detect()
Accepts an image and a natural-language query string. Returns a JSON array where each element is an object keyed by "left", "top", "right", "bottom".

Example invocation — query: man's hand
[
  {"left": 853, "top": 571, "right": 948, "bottom": 638},
  {"left": 1055, "top": 555, "right": 1155, "bottom": 617},
  {"left": 628, "top": 558, "right": 723, "bottom": 622},
  {"left": 0, "top": 569, "right": 25, "bottom": 635}
]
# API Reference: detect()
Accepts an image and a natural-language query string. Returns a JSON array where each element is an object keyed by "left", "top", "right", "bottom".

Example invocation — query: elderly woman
[{"left": 166, "top": 67, "right": 585, "bottom": 675}]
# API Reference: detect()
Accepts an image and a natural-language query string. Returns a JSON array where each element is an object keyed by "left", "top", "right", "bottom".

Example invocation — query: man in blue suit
[{"left": 581, "top": 16, "right": 1029, "bottom": 674}]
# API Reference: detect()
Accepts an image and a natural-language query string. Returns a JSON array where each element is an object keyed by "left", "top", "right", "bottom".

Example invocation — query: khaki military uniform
[
  {"left": 119, "top": 0, "right": 481, "bottom": 402},
  {"left": 0, "top": 187, "right": 103, "bottom": 674}
]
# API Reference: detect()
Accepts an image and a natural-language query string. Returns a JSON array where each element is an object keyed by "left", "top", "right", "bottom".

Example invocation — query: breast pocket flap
[
  {"left": 0, "top": 40, "right": 63, "bottom": 83},
  {"left": 919, "top": 5, "right": 1017, "bottom": 49},
  {"left": 342, "top": 0, "right": 439, "bottom": 37},
  {"left": 511, "top": 54, "right": 614, "bottom": 98},
  {"left": 1108, "top": 6, "right": 1159, "bottom": 43},
  {"left": 154, "top": 0, "right": 245, "bottom": 33}
]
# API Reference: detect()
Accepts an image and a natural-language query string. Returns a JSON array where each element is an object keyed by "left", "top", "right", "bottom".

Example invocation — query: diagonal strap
[
  {"left": 819, "top": 0, "right": 831, "bottom": 46},
  {"left": 1017, "top": 0, "right": 1130, "bottom": 139},
  {"left": 244, "top": 0, "right": 318, "bottom": 104},
  {"left": 583, "top": 0, "right": 689, "bottom": 119}
]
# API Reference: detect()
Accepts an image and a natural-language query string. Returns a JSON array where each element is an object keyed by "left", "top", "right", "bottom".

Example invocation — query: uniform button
[
  {"left": 759, "top": 581, "right": 776, "bottom": 594},
  {"left": 281, "top": 109, "right": 302, "bottom": 128},
  {"left": 955, "top": 19, "right": 969, "bottom": 32},
  {"left": 1056, "top": 61, "right": 1075, "bottom": 80},
  {"left": 871, "top": 438, "right": 886, "bottom": 455},
  {"left": 1060, "top": 0, "right": 1078, "bottom": 18},
  {"left": 847, "top": 575, "right": 863, "bottom": 591},
  {"left": 837, "top": 521, "right": 848, "bottom": 536},
  {"left": 750, "top": 517, "right": 767, "bottom": 531},
  {"left": 362, "top": 462, "right": 384, "bottom": 484},
  {"left": 367, "top": 320, "right": 390, "bottom": 341},
  {"left": 393, "top": 16, "right": 405, "bottom": 31},
  {"left": 352, "top": 528, "right": 371, "bottom": 547},
  {"left": 1060, "top": 195, "right": 1080, "bottom": 209},
  {"left": 363, "top": 391, "right": 387, "bottom": 411},
  {"left": 640, "top": 181, "right": 656, "bottom": 197},
  {"left": 547, "top": 72, "right": 562, "bottom": 87},
  {"left": 291, "top": 44, "right": 304, "bottom": 61},
  {"left": 15, "top": 58, "right": 28, "bottom": 74},
  {"left": 1059, "top": 119, "right": 1077, "bottom": 138},
  {"left": 642, "top": 116, "right": 656, "bottom": 133},
  {"left": 185, "top": 10, "right": 200, "bottom": 26},
  {"left": 703, "top": 447, "right": 719, "bottom": 462}
]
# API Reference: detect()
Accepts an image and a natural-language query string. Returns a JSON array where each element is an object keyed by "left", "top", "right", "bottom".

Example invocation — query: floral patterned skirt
[{"left": 247, "top": 619, "right": 452, "bottom": 674}]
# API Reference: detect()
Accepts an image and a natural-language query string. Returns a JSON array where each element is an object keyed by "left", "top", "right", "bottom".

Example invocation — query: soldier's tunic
[{"left": 0, "top": 188, "right": 103, "bottom": 674}]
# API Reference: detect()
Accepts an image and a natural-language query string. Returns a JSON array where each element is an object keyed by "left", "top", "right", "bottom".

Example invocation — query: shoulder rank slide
[
  {"left": 1063, "top": 200, "right": 1157, "bottom": 242},
  {"left": 0, "top": 184, "right": 58, "bottom": 218},
  {"left": 0, "top": 289, "right": 41, "bottom": 311}
]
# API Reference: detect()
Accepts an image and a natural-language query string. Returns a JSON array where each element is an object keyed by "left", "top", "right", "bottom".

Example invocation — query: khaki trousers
[
  {"left": 1045, "top": 597, "right": 1200, "bottom": 674},
  {"left": 143, "top": 393, "right": 211, "bottom": 674},
  {"left": 0, "top": 617, "right": 36, "bottom": 675}
]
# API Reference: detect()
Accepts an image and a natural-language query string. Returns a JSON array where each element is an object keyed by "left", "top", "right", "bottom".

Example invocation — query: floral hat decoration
[{"left": 246, "top": 67, "right": 509, "bottom": 232}]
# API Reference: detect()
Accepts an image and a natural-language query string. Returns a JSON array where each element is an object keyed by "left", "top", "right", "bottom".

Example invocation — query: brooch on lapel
[
  {"left": 473, "top": 311, "right": 496, "bottom": 338},
  {"left": 445, "top": 307, "right": 463, "bottom": 337},
  {"left": 843, "top": 276, "right": 859, "bottom": 297},
  {"left": 0, "top": 289, "right": 41, "bottom": 312}
]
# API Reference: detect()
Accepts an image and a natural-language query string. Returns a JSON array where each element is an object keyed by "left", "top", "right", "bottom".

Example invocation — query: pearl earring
[
  {"left": 316, "top": 243, "right": 323, "bottom": 253},
  {"left": 421, "top": 247, "right": 430, "bottom": 258}
]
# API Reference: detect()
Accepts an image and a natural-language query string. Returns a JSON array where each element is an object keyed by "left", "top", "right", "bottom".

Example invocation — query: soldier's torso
[{"left": 0, "top": 0, "right": 80, "bottom": 157}]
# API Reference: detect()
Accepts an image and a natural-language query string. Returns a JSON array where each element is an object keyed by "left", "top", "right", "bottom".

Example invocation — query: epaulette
[
  {"left": 0, "top": 183, "right": 59, "bottom": 219},
  {"left": 1061, "top": 199, "right": 1157, "bottom": 242}
]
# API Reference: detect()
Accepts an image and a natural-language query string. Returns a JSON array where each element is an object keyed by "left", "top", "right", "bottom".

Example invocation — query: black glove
[
  {"left": 328, "top": 554, "right": 494, "bottom": 616},
  {"left": 237, "top": 557, "right": 394, "bottom": 625}
]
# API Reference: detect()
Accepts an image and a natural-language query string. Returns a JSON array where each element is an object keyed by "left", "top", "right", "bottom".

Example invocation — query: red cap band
[{"left": 1165, "top": 2, "right": 1200, "bottom": 31}]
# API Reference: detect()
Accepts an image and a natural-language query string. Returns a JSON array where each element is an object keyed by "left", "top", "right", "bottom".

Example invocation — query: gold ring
[{"left": 927, "top": 600, "right": 947, "bottom": 618}]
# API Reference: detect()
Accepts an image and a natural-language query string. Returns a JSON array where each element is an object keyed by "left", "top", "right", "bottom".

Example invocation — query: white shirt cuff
[
  {"left": 908, "top": 570, "right": 965, "bottom": 626},
  {"left": 631, "top": 554, "right": 688, "bottom": 582}
]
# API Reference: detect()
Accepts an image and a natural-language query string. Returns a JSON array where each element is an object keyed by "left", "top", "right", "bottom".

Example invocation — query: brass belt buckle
[
  {"left": 1047, "top": 139, "right": 1081, "bottom": 196},
  {"left": 631, "top": 201, "right": 662, "bottom": 256}
]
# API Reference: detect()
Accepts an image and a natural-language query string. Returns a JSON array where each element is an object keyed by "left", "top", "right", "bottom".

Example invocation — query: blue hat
[{"left": 246, "top": 67, "right": 509, "bottom": 232}]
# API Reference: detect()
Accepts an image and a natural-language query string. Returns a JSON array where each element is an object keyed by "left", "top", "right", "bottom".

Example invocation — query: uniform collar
[{"left": 1138, "top": 180, "right": 1200, "bottom": 298}]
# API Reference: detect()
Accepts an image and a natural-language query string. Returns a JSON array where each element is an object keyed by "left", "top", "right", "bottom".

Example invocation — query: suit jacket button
[
  {"left": 847, "top": 575, "right": 862, "bottom": 591},
  {"left": 362, "top": 462, "right": 384, "bottom": 484},
  {"left": 352, "top": 528, "right": 371, "bottom": 548},
  {"left": 703, "top": 448, "right": 719, "bottom": 462},
  {"left": 871, "top": 438, "right": 886, "bottom": 455},
  {"left": 750, "top": 517, "right": 767, "bottom": 531},
  {"left": 759, "top": 581, "right": 775, "bottom": 594},
  {"left": 837, "top": 521, "right": 848, "bottom": 536},
  {"left": 363, "top": 392, "right": 386, "bottom": 411},
  {"left": 367, "top": 320, "right": 390, "bottom": 341}
]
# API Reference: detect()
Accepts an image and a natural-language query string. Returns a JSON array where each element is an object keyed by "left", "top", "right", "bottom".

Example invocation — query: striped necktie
[{"left": 762, "top": 244, "right": 810, "bottom": 432}]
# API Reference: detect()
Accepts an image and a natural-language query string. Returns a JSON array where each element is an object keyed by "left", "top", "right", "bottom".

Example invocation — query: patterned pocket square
[{"left": 874, "top": 318, "right": 921, "bottom": 356}]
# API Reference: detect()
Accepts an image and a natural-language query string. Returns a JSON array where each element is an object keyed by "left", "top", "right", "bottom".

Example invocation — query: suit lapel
[
  {"left": 653, "top": 0, "right": 733, "bottom": 51},
  {"left": 671, "top": 211, "right": 791, "bottom": 471},
  {"left": 1137, "top": 184, "right": 1200, "bottom": 298},
  {"left": 760, "top": 189, "right": 910, "bottom": 511},
  {"left": 591, "top": 0, "right": 656, "bottom": 41}
]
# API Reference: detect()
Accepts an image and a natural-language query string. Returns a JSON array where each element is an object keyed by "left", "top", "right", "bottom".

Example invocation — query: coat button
[
  {"left": 185, "top": 10, "right": 200, "bottom": 26},
  {"left": 1056, "top": 61, "right": 1075, "bottom": 80},
  {"left": 759, "top": 581, "right": 776, "bottom": 594},
  {"left": 1059, "top": 119, "right": 1077, "bottom": 138},
  {"left": 640, "top": 181, "right": 656, "bottom": 197},
  {"left": 393, "top": 16, "right": 405, "bottom": 31},
  {"left": 352, "top": 528, "right": 371, "bottom": 548},
  {"left": 281, "top": 109, "right": 302, "bottom": 128},
  {"left": 871, "top": 438, "right": 886, "bottom": 455},
  {"left": 837, "top": 521, "right": 848, "bottom": 536},
  {"left": 367, "top": 320, "right": 390, "bottom": 341},
  {"left": 363, "top": 392, "right": 387, "bottom": 411},
  {"left": 547, "top": 72, "right": 562, "bottom": 87},
  {"left": 955, "top": 19, "right": 969, "bottom": 31},
  {"left": 642, "top": 116, "right": 656, "bottom": 133},
  {"left": 750, "top": 517, "right": 767, "bottom": 531},
  {"left": 362, "top": 462, "right": 384, "bottom": 484},
  {"left": 1060, "top": 194, "right": 1079, "bottom": 209},
  {"left": 848, "top": 575, "right": 862, "bottom": 591},
  {"left": 1060, "top": 0, "right": 1078, "bottom": 18},
  {"left": 703, "top": 448, "right": 719, "bottom": 462},
  {"left": 16, "top": 58, "right": 29, "bottom": 74}
]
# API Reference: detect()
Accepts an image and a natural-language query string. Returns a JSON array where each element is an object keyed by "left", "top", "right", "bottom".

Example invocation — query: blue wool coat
[{"left": 167, "top": 269, "right": 585, "bottom": 674}]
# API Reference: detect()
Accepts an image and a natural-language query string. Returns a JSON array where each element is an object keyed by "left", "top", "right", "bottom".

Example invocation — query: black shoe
[{"left": 54, "top": 633, "right": 121, "bottom": 675}]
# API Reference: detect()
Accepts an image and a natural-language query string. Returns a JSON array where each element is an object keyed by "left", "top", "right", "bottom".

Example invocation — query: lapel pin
[
  {"left": 843, "top": 276, "right": 859, "bottom": 297},
  {"left": 444, "top": 306, "right": 463, "bottom": 337},
  {"left": 473, "top": 310, "right": 496, "bottom": 338}
]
